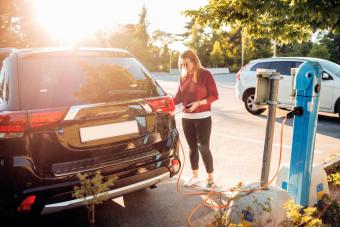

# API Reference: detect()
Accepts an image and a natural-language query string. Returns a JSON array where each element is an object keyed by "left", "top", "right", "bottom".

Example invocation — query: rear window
[
  {"left": 250, "top": 61, "right": 303, "bottom": 75},
  {"left": 250, "top": 62, "right": 272, "bottom": 71},
  {"left": 18, "top": 53, "right": 163, "bottom": 109}
]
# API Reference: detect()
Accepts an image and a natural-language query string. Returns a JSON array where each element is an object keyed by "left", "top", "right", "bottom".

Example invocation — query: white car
[{"left": 236, "top": 57, "right": 340, "bottom": 118}]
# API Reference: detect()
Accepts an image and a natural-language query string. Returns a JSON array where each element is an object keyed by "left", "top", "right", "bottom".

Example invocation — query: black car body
[{"left": 0, "top": 48, "right": 180, "bottom": 216}]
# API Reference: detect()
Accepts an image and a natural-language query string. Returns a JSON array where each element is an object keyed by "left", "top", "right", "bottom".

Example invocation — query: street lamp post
[{"left": 169, "top": 49, "right": 172, "bottom": 74}]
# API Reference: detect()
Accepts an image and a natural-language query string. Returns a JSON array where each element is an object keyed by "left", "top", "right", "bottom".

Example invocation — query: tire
[
  {"left": 335, "top": 98, "right": 340, "bottom": 119},
  {"left": 243, "top": 90, "right": 266, "bottom": 115}
]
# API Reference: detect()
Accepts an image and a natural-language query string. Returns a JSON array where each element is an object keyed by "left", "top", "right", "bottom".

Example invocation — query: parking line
[{"left": 176, "top": 126, "right": 323, "bottom": 154}]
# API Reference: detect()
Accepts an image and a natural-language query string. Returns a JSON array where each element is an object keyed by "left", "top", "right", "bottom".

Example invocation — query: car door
[{"left": 319, "top": 71, "right": 334, "bottom": 110}]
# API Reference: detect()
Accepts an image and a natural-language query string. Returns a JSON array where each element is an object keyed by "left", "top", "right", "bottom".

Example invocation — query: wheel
[
  {"left": 335, "top": 99, "right": 340, "bottom": 119},
  {"left": 243, "top": 90, "right": 266, "bottom": 115}
]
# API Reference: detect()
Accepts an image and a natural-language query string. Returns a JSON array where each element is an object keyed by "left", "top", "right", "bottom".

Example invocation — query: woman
[{"left": 174, "top": 49, "right": 218, "bottom": 189}]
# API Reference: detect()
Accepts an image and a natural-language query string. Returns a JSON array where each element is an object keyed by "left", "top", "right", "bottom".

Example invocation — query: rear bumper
[
  {"left": 41, "top": 171, "right": 170, "bottom": 215},
  {"left": 235, "top": 80, "right": 244, "bottom": 101},
  {"left": 0, "top": 129, "right": 180, "bottom": 216}
]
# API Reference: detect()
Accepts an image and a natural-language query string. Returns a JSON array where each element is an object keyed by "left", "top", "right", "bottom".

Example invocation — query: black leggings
[{"left": 182, "top": 117, "right": 213, "bottom": 173}]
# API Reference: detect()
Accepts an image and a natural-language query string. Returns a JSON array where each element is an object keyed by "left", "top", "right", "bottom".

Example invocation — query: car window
[
  {"left": 18, "top": 55, "right": 163, "bottom": 109},
  {"left": 320, "top": 61, "right": 340, "bottom": 78},
  {"left": 269, "top": 61, "right": 303, "bottom": 76},
  {"left": 250, "top": 62, "right": 272, "bottom": 71},
  {"left": 250, "top": 61, "right": 303, "bottom": 76},
  {"left": 322, "top": 71, "right": 333, "bottom": 80}
]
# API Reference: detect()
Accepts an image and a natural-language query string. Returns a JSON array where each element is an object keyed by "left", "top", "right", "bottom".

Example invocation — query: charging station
[
  {"left": 277, "top": 61, "right": 329, "bottom": 206},
  {"left": 229, "top": 61, "right": 329, "bottom": 225}
]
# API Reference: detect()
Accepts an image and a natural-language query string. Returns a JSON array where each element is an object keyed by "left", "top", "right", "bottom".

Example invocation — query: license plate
[{"left": 79, "top": 120, "right": 139, "bottom": 143}]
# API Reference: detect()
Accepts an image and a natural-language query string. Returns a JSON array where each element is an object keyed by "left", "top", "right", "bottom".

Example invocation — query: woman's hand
[{"left": 185, "top": 101, "right": 200, "bottom": 112}]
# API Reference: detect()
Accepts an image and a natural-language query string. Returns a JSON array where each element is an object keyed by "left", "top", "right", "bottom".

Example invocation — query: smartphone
[{"left": 185, "top": 104, "right": 193, "bottom": 109}]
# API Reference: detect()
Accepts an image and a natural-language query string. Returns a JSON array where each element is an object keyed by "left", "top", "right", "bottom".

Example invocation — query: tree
[
  {"left": 185, "top": 0, "right": 340, "bottom": 45},
  {"left": 210, "top": 41, "right": 224, "bottom": 67},
  {"left": 0, "top": 0, "right": 23, "bottom": 47},
  {"left": 308, "top": 44, "right": 331, "bottom": 60},
  {"left": 151, "top": 29, "right": 175, "bottom": 47},
  {"left": 73, "top": 171, "right": 116, "bottom": 226},
  {"left": 151, "top": 30, "right": 177, "bottom": 71},
  {"left": 0, "top": 0, "right": 55, "bottom": 48},
  {"left": 277, "top": 41, "right": 313, "bottom": 57},
  {"left": 183, "top": 19, "right": 214, "bottom": 67},
  {"left": 136, "top": 5, "right": 149, "bottom": 49},
  {"left": 320, "top": 32, "right": 340, "bottom": 64}
]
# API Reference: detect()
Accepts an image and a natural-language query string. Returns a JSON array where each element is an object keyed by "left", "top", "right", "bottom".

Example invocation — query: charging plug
[{"left": 286, "top": 107, "right": 303, "bottom": 119}]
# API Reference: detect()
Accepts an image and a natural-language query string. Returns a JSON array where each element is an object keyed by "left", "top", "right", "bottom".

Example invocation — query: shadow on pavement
[
  {"left": 256, "top": 109, "right": 340, "bottom": 139},
  {"left": 3, "top": 179, "right": 215, "bottom": 227}
]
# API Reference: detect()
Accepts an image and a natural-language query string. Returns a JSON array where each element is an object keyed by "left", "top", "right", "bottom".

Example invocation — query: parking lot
[{"left": 9, "top": 73, "right": 340, "bottom": 227}]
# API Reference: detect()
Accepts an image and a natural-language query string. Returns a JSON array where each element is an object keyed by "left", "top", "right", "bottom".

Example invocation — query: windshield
[{"left": 19, "top": 54, "right": 162, "bottom": 109}]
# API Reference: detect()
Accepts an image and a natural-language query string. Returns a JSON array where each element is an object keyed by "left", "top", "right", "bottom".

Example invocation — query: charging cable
[{"left": 174, "top": 115, "right": 289, "bottom": 226}]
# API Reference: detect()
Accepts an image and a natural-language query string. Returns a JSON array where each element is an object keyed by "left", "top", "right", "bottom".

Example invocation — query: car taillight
[
  {"left": 172, "top": 159, "right": 179, "bottom": 166},
  {"left": 28, "top": 108, "right": 67, "bottom": 128},
  {"left": 236, "top": 71, "right": 241, "bottom": 80},
  {"left": 17, "top": 195, "right": 36, "bottom": 213},
  {"left": 0, "top": 111, "right": 27, "bottom": 135},
  {"left": 146, "top": 96, "right": 175, "bottom": 113},
  {"left": 0, "top": 108, "right": 67, "bottom": 138}
]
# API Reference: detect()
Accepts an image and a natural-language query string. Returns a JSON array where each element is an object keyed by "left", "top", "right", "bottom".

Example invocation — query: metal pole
[
  {"left": 241, "top": 33, "right": 244, "bottom": 67},
  {"left": 273, "top": 40, "right": 277, "bottom": 57},
  {"left": 260, "top": 72, "right": 280, "bottom": 188},
  {"left": 169, "top": 49, "right": 172, "bottom": 74}
]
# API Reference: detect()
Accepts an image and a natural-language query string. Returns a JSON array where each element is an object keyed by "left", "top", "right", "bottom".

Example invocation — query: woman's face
[{"left": 179, "top": 57, "right": 194, "bottom": 74}]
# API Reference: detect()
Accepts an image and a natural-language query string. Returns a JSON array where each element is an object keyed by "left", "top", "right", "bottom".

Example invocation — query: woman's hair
[{"left": 178, "top": 49, "right": 201, "bottom": 83}]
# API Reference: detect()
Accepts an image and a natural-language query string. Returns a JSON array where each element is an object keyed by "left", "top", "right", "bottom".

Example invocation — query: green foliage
[
  {"left": 282, "top": 200, "right": 324, "bottom": 227},
  {"left": 320, "top": 32, "right": 340, "bottom": 64},
  {"left": 308, "top": 44, "right": 331, "bottom": 60},
  {"left": 0, "top": 0, "right": 56, "bottom": 47},
  {"left": 185, "top": 1, "right": 310, "bottom": 44},
  {"left": 207, "top": 182, "right": 339, "bottom": 227},
  {"left": 73, "top": 171, "right": 116, "bottom": 226},
  {"left": 318, "top": 194, "right": 340, "bottom": 226},
  {"left": 277, "top": 42, "right": 313, "bottom": 57},
  {"left": 209, "top": 182, "right": 276, "bottom": 226},
  {"left": 185, "top": 0, "right": 340, "bottom": 45},
  {"left": 327, "top": 173, "right": 340, "bottom": 187},
  {"left": 210, "top": 41, "right": 225, "bottom": 67}
]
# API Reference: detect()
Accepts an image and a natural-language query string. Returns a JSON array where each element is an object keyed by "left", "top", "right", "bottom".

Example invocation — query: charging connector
[{"left": 286, "top": 107, "right": 303, "bottom": 119}]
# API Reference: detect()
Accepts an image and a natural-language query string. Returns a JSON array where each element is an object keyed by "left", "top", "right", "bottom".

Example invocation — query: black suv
[{"left": 0, "top": 48, "right": 180, "bottom": 216}]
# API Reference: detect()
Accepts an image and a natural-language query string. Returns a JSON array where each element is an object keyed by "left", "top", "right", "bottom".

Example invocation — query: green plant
[
  {"left": 327, "top": 173, "right": 340, "bottom": 187},
  {"left": 73, "top": 171, "right": 116, "bottom": 226},
  {"left": 318, "top": 194, "right": 340, "bottom": 226},
  {"left": 282, "top": 200, "right": 324, "bottom": 227},
  {"left": 208, "top": 182, "right": 275, "bottom": 227}
]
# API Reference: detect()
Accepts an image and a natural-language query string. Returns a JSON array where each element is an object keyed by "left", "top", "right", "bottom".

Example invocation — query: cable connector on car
[{"left": 286, "top": 107, "right": 304, "bottom": 119}]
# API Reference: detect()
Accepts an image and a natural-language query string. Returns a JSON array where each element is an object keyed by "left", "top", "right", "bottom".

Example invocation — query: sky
[{"left": 32, "top": 0, "right": 208, "bottom": 51}]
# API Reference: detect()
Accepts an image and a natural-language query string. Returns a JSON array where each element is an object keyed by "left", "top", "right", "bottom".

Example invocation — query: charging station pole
[
  {"left": 254, "top": 69, "right": 281, "bottom": 188},
  {"left": 288, "top": 61, "right": 322, "bottom": 206}
]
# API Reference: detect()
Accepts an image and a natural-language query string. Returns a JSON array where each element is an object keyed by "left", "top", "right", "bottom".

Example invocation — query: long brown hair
[{"left": 178, "top": 49, "right": 201, "bottom": 83}]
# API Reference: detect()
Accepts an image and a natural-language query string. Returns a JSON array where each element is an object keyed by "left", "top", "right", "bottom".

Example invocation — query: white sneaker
[
  {"left": 200, "top": 180, "right": 216, "bottom": 191},
  {"left": 184, "top": 177, "right": 200, "bottom": 187}
]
